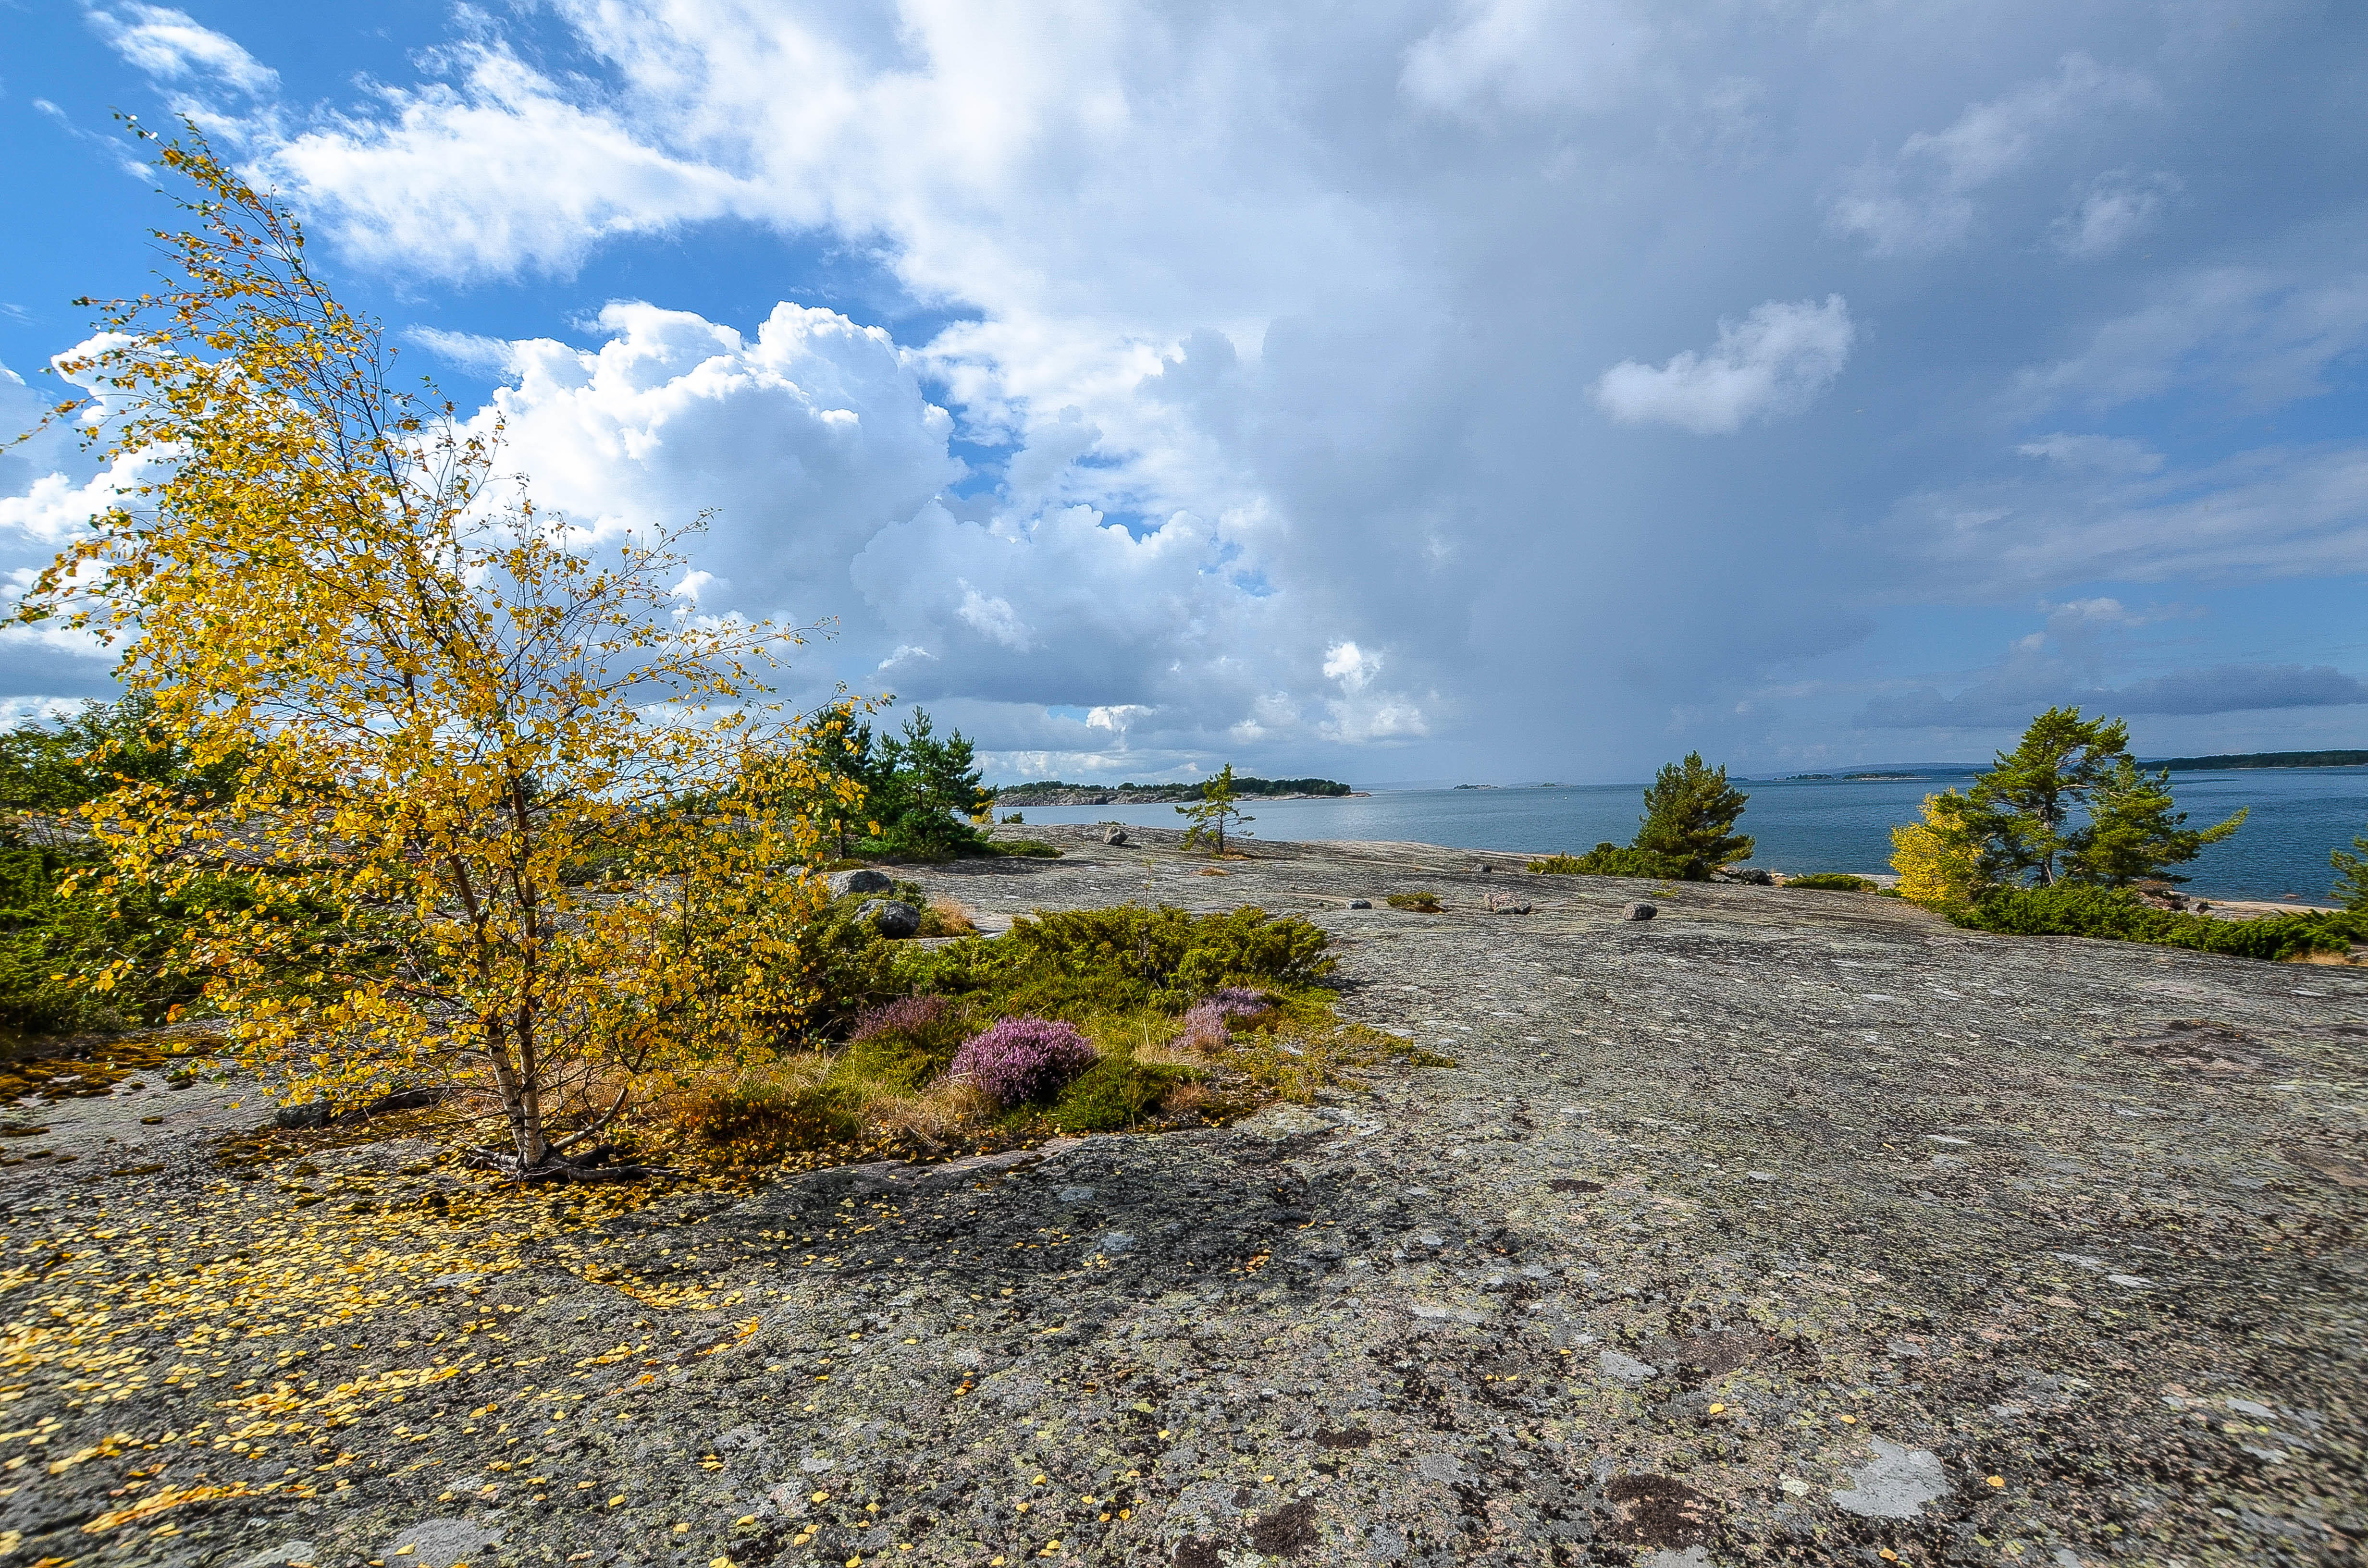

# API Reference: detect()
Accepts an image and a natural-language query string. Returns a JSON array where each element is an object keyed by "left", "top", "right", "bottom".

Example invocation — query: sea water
[{"left": 1006, "top": 768, "right": 2368, "bottom": 903}]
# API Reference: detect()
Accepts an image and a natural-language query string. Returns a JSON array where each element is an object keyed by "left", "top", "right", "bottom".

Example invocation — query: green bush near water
[
  {"left": 1787, "top": 872, "right": 1878, "bottom": 892},
  {"left": 1529, "top": 845, "right": 1696, "bottom": 880},
  {"left": 1948, "top": 884, "right": 2367, "bottom": 961}
]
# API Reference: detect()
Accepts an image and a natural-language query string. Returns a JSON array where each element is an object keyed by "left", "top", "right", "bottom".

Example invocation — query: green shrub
[
  {"left": 1787, "top": 872, "right": 1877, "bottom": 892},
  {"left": 1949, "top": 885, "right": 2366, "bottom": 961},
  {"left": 688, "top": 1073, "right": 862, "bottom": 1150},
  {"left": 897, "top": 904, "right": 1333, "bottom": 1017},
  {"left": 1386, "top": 891, "right": 1442, "bottom": 912},
  {"left": 829, "top": 997, "right": 971, "bottom": 1093},
  {"left": 1528, "top": 845, "right": 1696, "bottom": 880},
  {"left": 981, "top": 839, "right": 1061, "bottom": 858},
  {"left": 0, "top": 845, "right": 266, "bottom": 1039},
  {"left": 1048, "top": 1052, "right": 1196, "bottom": 1133}
]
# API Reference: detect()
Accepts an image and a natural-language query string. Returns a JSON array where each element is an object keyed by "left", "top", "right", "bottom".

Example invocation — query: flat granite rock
[{"left": 3, "top": 822, "right": 2362, "bottom": 1567}]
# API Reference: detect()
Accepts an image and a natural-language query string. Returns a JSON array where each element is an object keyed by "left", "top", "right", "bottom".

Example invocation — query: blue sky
[{"left": 3, "top": 0, "right": 2365, "bottom": 784}]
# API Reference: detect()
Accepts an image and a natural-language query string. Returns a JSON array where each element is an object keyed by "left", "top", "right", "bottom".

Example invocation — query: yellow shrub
[{"left": 1891, "top": 793, "right": 1986, "bottom": 907}]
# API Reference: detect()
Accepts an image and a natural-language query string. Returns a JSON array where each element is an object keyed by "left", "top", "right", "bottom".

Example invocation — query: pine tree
[
  {"left": 1632, "top": 752, "right": 1752, "bottom": 877},
  {"left": 1967, "top": 708, "right": 2245, "bottom": 887},
  {"left": 1177, "top": 763, "right": 1254, "bottom": 855},
  {"left": 871, "top": 709, "right": 990, "bottom": 858},
  {"left": 2331, "top": 828, "right": 2368, "bottom": 910},
  {"left": 2069, "top": 757, "right": 2246, "bottom": 886},
  {"left": 1966, "top": 707, "right": 2127, "bottom": 885}
]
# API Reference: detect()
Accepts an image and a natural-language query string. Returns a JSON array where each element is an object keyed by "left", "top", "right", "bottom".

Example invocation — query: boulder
[
  {"left": 1720, "top": 867, "right": 1774, "bottom": 886},
  {"left": 1344, "top": 898, "right": 1372, "bottom": 909},
  {"left": 1101, "top": 824, "right": 1130, "bottom": 846},
  {"left": 855, "top": 899, "right": 923, "bottom": 939},
  {"left": 828, "top": 868, "right": 895, "bottom": 898},
  {"left": 1622, "top": 901, "right": 1657, "bottom": 922}
]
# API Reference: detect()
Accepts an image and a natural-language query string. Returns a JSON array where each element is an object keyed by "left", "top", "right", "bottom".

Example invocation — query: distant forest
[
  {"left": 2150, "top": 749, "right": 2368, "bottom": 771},
  {"left": 993, "top": 776, "right": 1352, "bottom": 803}
]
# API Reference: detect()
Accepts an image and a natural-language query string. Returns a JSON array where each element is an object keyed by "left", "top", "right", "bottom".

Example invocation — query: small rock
[
  {"left": 827, "top": 868, "right": 895, "bottom": 898},
  {"left": 1101, "top": 823, "right": 1129, "bottom": 846},
  {"left": 272, "top": 1102, "right": 331, "bottom": 1130},
  {"left": 1597, "top": 1348, "right": 1658, "bottom": 1384},
  {"left": 1415, "top": 1453, "right": 1466, "bottom": 1483},
  {"left": 1831, "top": 1439, "right": 1949, "bottom": 1519},
  {"left": 1622, "top": 902, "right": 1657, "bottom": 921},
  {"left": 1098, "top": 1231, "right": 1135, "bottom": 1254},
  {"left": 1345, "top": 898, "right": 1372, "bottom": 909},
  {"left": 1058, "top": 1185, "right": 1098, "bottom": 1203},
  {"left": 382, "top": 1519, "right": 505, "bottom": 1568},
  {"left": 854, "top": 899, "right": 922, "bottom": 939}
]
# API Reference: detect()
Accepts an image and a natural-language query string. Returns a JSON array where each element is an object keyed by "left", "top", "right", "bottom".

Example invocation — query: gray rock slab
[
  {"left": 1832, "top": 1439, "right": 1950, "bottom": 1519},
  {"left": 12, "top": 822, "right": 2362, "bottom": 1568}
]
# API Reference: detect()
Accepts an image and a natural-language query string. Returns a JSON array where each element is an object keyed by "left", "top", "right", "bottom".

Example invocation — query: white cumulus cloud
[
  {"left": 458, "top": 300, "right": 962, "bottom": 626},
  {"left": 86, "top": 2, "right": 278, "bottom": 96},
  {"left": 1593, "top": 297, "right": 1854, "bottom": 434}
]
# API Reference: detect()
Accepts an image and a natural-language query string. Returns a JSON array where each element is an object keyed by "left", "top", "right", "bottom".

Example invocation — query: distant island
[
  {"left": 2151, "top": 749, "right": 2368, "bottom": 771},
  {"left": 993, "top": 776, "right": 1355, "bottom": 806},
  {"left": 1785, "top": 771, "right": 1926, "bottom": 782}
]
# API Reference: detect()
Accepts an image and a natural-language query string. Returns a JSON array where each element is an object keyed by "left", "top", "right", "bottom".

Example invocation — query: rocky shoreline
[{"left": 1, "top": 824, "right": 2362, "bottom": 1567}]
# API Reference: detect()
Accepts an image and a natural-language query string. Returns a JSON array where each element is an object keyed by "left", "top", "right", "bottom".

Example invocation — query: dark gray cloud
[{"left": 1859, "top": 662, "right": 2368, "bottom": 729}]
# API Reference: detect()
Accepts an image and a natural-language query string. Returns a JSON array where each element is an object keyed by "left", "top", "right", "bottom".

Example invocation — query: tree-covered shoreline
[{"left": 992, "top": 776, "right": 1352, "bottom": 805}]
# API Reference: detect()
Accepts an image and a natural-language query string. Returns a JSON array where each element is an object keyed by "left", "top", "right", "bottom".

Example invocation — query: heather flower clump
[
  {"left": 948, "top": 1016, "right": 1098, "bottom": 1107},
  {"left": 851, "top": 994, "right": 952, "bottom": 1041},
  {"left": 1176, "top": 987, "right": 1271, "bottom": 1052}
]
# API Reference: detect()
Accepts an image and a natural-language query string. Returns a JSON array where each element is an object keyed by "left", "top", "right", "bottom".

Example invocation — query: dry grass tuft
[{"left": 920, "top": 896, "right": 978, "bottom": 937}]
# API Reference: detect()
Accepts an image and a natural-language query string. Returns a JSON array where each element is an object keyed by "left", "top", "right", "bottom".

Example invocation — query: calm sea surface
[{"left": 1006, "top": 768, "right": 2368, "bottom": 902}]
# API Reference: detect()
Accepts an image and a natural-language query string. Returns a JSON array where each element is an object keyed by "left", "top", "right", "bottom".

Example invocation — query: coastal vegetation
[
  {"left": 2152, "top": 748, "right": 2368, "bottom": 770},
  {"left": 787, "top": 699, "right": 1054, "bottom": 862},
  {"left": 2334, "top": 827, "right": 2368, "bottom": 911},
  {"left": 1891, "top": 707, "right": 2365, "bottom": 959},
  {"left": 655, "top": 903, "right": 1389, "bottom": 1167},
  {"left": 1785, "top": 872, "right": 1878, "bottom": 891},
  {"left": 992, "top": 775, "right": 1351, "bottom": 805},
  {"left": 1176, "top": 761, "right": 1254, "bottom": 854},
  {"left": 1529, "top": 751, "right": 1752, "bottom": 881}
]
